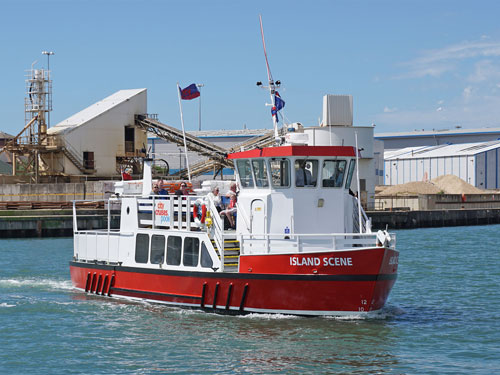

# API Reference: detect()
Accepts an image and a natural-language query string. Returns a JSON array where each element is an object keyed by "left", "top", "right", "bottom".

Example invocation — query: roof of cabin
[{"left": 228, "top": 145, "right": 357, "bottom": 159}]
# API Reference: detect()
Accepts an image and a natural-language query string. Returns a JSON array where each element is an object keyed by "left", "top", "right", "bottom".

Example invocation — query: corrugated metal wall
[{"left": 384, "top": 154, "right": 488, "bottom": 188}]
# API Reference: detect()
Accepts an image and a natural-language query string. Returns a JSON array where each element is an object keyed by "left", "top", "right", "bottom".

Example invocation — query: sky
[{"left": 2, "top": 0, "right": 500, "bottom": 137}]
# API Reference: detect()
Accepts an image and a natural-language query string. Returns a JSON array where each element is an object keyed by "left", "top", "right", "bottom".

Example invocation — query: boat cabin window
[
  {"left": 200, "top": 241, "right": 213, "bottom": 268},
  {"left": 135, "top": 234, "right": 149, "bottom": 264},
  {"left": 236, "top": 159, "right": 254, "bottom": 188},
  {"left": 322, "top": 160, "right": 347, "bottom": 188},
  {"left": 345, "top": 159, "right": 356, "bottom": 189},
  {"left": 295, "top": 159, "right": 318, "bottom": 187},
  {"left": 183, "top": 237, "right": 200, "bottom": 267},
  {"left": 166, "top": 236, "right": 182, "bottom": 266},
  {"left": 150, "top": 234, "right": 165, "bottom": 264},
  {"left": 251, "top": 159, "right": 269, "bottom": 188},
  {"left": 269, "top": 158, "right": 290, "bottom": 188}
]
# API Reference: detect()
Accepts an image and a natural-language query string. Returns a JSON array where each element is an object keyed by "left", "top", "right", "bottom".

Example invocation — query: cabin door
[{"left": 251, "top": 199, "right": 266, "bottom": 236}]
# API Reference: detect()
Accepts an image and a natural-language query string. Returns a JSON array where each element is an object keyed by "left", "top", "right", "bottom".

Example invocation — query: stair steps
[{"left": 211, "top": 238, "right": 240, "bottom": 272}]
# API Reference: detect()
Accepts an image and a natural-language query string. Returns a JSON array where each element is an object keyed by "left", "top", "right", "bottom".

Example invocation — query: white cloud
[
  {"left": 463, "top": 86, "right": 473, "bottom": 101},
  {"left": 436, "top": 107, "right": 443, "bottom": 112},
  {"left": 383, "top": 106, "right": 397, "bottom": 113},
  {"left": 468, "top": 60, "right": 500, "bottom": 83},
  {"left": 397, "top": 39, "right": 500, "bottom": 79}
]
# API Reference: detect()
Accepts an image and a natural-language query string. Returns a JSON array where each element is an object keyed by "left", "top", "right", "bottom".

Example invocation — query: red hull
[{"left": 70, "top": 248, "right": 398, "bottom": 316}]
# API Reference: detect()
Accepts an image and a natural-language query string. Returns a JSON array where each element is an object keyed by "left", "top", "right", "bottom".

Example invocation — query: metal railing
[
  {"left": 240, "top": 232, "right": 396, "bottom": 255},
  {"left": 353, "top": 196, "right": 372, "bottom": 233}
]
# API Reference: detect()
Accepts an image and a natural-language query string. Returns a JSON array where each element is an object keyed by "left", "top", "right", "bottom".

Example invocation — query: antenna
[{"left": 258, "top": 15, "right": 281, "bottom": 144}]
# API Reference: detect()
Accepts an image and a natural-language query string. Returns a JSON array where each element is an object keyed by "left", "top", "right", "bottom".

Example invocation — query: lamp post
[
  {"left": 42, "top": 51, "right": 54, "bottom": 127},
  {"left": 196, "top": 83, "right": 204, "bottom": 131}
]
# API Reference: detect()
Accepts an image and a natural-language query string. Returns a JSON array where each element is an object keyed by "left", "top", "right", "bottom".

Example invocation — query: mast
[{"left": 258, "top": 15, "right": 281, "bottom": 144}]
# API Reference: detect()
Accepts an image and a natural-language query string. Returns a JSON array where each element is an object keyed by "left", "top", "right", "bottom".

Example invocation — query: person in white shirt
[{"left": 207, "top": 186, "right": 222, "bottom": 211}]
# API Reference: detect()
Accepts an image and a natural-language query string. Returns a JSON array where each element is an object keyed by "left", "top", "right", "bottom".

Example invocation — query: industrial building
[
  {"left": 384, "top": 141, "right": 500, "bottom": 189},
  {"left": 46, "top": 88, "right": 148, "bottom": 176},
  {"left": 376, "top": 127, "right": 500, "bottom": 150}
]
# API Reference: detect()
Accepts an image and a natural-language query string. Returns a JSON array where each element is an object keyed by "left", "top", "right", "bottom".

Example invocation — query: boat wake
[{"left": 0, "top": 277, "right": 73, "bottom": 291}]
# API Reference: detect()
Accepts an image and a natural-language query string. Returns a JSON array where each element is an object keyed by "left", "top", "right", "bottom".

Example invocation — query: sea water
[{"left": 1, "top": 225, "right": 499, "bottom": 374}]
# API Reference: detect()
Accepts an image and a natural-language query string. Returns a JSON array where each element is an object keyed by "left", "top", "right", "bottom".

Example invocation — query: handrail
[
  {"left": 240, "top": 231, "right": 396, "bottom": 254},
  {"left": 205, "top": 195, "right": 225, "bottom": 272}
]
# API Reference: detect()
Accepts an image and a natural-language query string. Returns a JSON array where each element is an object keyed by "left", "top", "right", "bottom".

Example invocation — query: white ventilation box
[{"left": 322, "top": 95, "right": 353, "bottom": 126}]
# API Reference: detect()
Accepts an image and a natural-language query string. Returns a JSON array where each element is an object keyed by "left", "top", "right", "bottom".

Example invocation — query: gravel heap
[
  {"left": 431, "top": 175, "right": 483, "bottom": 194},
  {"left": 379, "top": 174, "right": 483, "bottom": 196}
]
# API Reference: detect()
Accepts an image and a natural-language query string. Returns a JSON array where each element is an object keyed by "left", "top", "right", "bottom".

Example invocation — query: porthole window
[
  {"left": 135, "top": 234, "right": 149, "bottom": 264},
  {"left": 295, "top": 159, "right": 318, "bottom": 187},
  {"left": 200, "top": 241, "right": 213, "bottom": 268},
  {"left": 150, "top": 235, "right": 165, "bottom": 264},
  {"left": 183, "top": 237, "right": 200, "bottom": 267},
  {"left": 251, "top": 159, "right": 270, "bottom": 188},
  {"left": 322, "top": 160, "right": 347, "bottom": 188},
  {"left": 269, "top": 158, "right": 290, "bottom": 188},
  {"left": 236, "top": 159, "right": 254, "bottom": 188},
  {"left": 345, "top": 160, "right": 356, "bottom": 189},
  {"left": 166, "top": 236, "right": 182, "bottom": 266}
]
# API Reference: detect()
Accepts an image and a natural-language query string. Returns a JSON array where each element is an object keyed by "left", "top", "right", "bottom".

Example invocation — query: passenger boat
[
  {"left": 69, "top": 19, "right": 398, "bottom": 315},
  {"left": 69, "top": 140, "right": 398, "bottom": 316}
]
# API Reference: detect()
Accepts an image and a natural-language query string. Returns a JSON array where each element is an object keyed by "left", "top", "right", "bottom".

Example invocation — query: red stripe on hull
[{"left": 70, "top": 248, "right": 398, "bottom": 315}]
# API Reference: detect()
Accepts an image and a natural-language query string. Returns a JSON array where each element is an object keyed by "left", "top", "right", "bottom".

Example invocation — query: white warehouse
[
  {"left": 46, "top": 89, "right": 148, "bottom": 176},
  {"left": 384, "top": 140, "right": 500, "bottom": 189}
]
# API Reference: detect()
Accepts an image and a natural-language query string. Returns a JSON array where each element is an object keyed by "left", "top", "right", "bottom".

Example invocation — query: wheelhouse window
[
  {"left": 322, "top": 160, "right": 347, "bottom": 188},
  {"left": 236, "top": 159, "right": 254, "bottom": 188},
  {"left": 150, "top": 234, "right": 165, "bottom": 264},
  {"left": 295, "top": 159, "right": 318, "bottom": 187},
  {"left": 183, "top": 237, "right": 200, "bottom": 267},
  {"left": 200, "top": 241, "right": 213, "bottom": 268},
  {"left": 166, "top": 236, "right": 182, "bottom": 266},
  {"left": 269, "top": 158, "right": 290, "bottom": 188},
  {"left": 135, "top": 233, "right": 149, "bottom": 264},
  {"left": 251, "top": 159, "right": 269, "bottom": 188},
  {"left": 345, "top": 159, "right": 356, "bottom": 189}
]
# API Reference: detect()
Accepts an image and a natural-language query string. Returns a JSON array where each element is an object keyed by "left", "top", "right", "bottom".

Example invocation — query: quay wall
[
  {"left": 0, "top": 210, "right": 120, "bottom": 238},
  {"left": 1, "top": 208, "right": 499, "bottom": 238},
  {"left": 0, "top": 182, "right": 116, "bottom": 202},
  {"left": 368, "top": 208, "right": 500, "bottom": 230}
]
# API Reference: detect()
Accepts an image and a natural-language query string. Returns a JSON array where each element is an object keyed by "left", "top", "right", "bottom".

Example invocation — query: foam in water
[
  {"left": 0, "top": 277, "right": 73, "bottom": 291},
  {"left": 0, "top": 302, "right": 16, "bottom": 308}
]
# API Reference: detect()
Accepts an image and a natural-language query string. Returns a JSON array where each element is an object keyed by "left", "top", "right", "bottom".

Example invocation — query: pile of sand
[
  {"left": 431, "top": 174, "right": 483, "bottom": 194},
  {"left": 380, "top": 181, "right": 441, "bottom": 196},
  {"left": 379, "top": 174, "right": 483, "bottom": 196}
]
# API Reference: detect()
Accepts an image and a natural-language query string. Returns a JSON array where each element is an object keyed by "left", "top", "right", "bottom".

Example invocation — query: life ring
[
  {"left": 200, "top": 204, "right": 207, "bottom": 223},
  {"left": 193, "top": 201, "right": 207, "bottom": 224}
]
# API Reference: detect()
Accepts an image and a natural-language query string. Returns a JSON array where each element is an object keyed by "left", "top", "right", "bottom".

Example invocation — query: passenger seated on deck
[
  {"left": 226, "top": 182, "right": 238, "bottom": 197},
  {"left": 122, "top": 167, "right": 132, "bottom": 181},
  {"left": 151, "top": 184, "right": 160, "bottom": 195},
  {"left": 207, "top": 186, "right": 222, "bottom": 212},
  {"left": 175, "top": 182, "right": 190, "bottom": 196},
  {"left": 158, "top": 179, "right": 168, "bottom": 195},
  {"left": 220, "top": 193, "right": 237, "bottom": 229}
]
